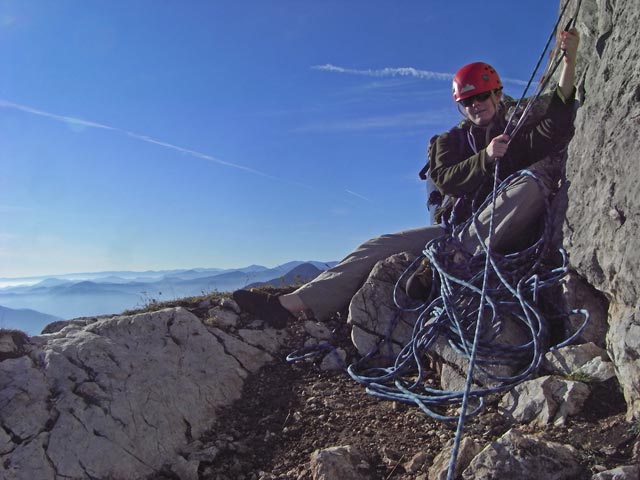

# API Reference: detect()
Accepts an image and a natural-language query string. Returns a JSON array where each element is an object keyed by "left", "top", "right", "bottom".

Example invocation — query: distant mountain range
[
  {"left": 0, "top": 261, "right": 336, "bottom": 336},
  {"left": 245, "top": 263, "right": 323, "bottom": 289},
  {"left": 0, "top": 306, "right": 61, "bottom": 334}
]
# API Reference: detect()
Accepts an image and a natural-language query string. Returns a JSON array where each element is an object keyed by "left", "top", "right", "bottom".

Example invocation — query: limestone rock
[
  {"left": 219, "top": 297, "right": 241, "bottom": 314},
  {"left": 462, "top": 429, "right": 584, "bottom": 479},
  {"left": 304, "top": 320, "right": 333, "bottom": 341},
  {"left": 429, "top": 437, "right": 482, "bottom": 480},
  {"left": 544, "top": 342, "right": 608, "bottom": 372},
  {"left": 431, "top": 333, "right": 524, "bottom": 391},
  {"left": 559, "top": 273, "right": 609, "bottom": 348},
  {"left": 208, "top": 327, "right": 276, "bottom": 372},
  {"left": 0, "top": 307, "right": 277, "bottom": 480},
  {"left": 309, "top": 445, "right": 370, "bottom": 480},
  {"left": 404, "top": 451, "right": 429, "bottom": 475},
  {"left": 575, "top": 356, "right": 617, "bottom": 382},
  {"left": 559, "top": 0, "right": 640, "bottom": 419},
  {"left": 41, "top": 317, "right": 100, "bottom": 335},
  {"left": 544, "top": 342, "right": 615, "bottom": 381},
  {"left": 563, "top": 0, "right": 640, "bottom": 311},
  {"left": 499, "top": 376, "right": 590, "bottom": 426},
  {"left": 320, "top": 348, "right": 346, "bottom": 371},
  {"left": 591, "top": 465, "right": 640, "bottom": 480},
  {"left": 440, "top": 363, "right": 469, "bottom": 393},
  {"left": 607, "top": 305, "right": 640, "bottom": 419},
  {"left": 0, "top": 330, "right": 29, "bottom": 361},
  {"left": 237, "top": 327, "right": 288, "bottom": 354},
  {"left": 348, "top": 253, "right": 421, "bottom": 360},
  {"left": 206, "top": 305, "right": 239, "bottom": 328}
]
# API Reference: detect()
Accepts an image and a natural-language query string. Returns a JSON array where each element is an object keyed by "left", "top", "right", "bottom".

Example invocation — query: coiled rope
[{"left": 347, "top": 168, "right": 589, "bottom": 411}]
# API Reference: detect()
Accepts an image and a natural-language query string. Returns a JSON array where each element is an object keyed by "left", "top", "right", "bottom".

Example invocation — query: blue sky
[{"left": 1, "top": 1, "right": 560, "bottom": 278}]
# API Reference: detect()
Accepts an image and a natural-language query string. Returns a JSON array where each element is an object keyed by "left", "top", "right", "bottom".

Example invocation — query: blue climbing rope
[{"left": 347, "top": 168, "right": 589, "bottom": 413}]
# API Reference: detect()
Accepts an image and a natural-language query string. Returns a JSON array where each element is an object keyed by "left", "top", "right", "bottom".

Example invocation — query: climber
[{"left": 233, "top": 29, "right": 580, "bottom": 327}]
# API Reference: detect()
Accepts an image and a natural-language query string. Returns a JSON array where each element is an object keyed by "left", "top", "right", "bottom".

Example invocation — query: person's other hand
[{"left": 560, "top": 28, "right": 580, "bottom": 64}]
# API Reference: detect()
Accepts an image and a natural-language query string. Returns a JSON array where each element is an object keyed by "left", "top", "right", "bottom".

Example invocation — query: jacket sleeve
[
  {"left": 501, "top": 87, "right": 576, "bottom": 173},
  {"left": 430, "top": 129, "right": 491, "bottom": 197}
]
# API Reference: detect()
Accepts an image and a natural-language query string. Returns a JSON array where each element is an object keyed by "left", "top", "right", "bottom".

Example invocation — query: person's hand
[
  {"left": 560, "top": 28, "right": 580, "bottom": 64},
  {"left": 486, "top": 134, "right": 510, "bottom": 163}
]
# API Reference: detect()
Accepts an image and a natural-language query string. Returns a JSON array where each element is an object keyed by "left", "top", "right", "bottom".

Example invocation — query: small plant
[
  {"left": 137, "top": 291, "right": 163, "bottom": 311},
  {"left": 565, "top": 371, "right": 594, "bottom": 383}
]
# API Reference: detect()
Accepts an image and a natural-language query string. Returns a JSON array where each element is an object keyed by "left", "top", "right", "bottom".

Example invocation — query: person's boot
[
  {"left": 405, "top": 258, "right": 434, "bottom": 301},
  {"left": 232, "top": 289, "right": 294, "bottom": 328}
]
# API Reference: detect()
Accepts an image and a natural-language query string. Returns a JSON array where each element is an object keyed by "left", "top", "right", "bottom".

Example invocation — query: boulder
[
  {"left": 309, "top": 445, "right": 370, "bottom": 480},
  {"left": 0, "top": 330, "right": 29, "bottom": 361},
  {"left": 219, "top": 297, "right": 241, "bottom": 315},
  {"left": 304, "top": 320, "right": 333, "bottom": 341},
  {"left": 462, "top": 429, "right": 584, "bottom": 479},
  {"left": 205, "top": 305, "right": 239, "bottom": 328},
  {"left": 0, "top": 307, "right": 279, "bottom": 480},
  {"left": 606, "top": 305, "right": 640, "bottom": 419},
  {"left": 544, "top": 342, "right": 615, "bottom": 382},
  {"left": 320, "top": 348, "right": 347, "bottom": 371},
  {"left": 559, "top": 273, "right": 609, "bottom": 348},
  {"left": 575, "top": 357, "right": 617, "bottom": 382},
  {"left": 591, "top": 465, "right": 640, "bottom": 480},
  {"left": 404, "top": 451, "right": 429, "bottom": 475},
  {"left": 544, "top": 342, "right": 608, "bottom": 371},
  {"left": 348, "top": 253, "right": 421, "bottom": 360},
  {"left": 499, "top": 375, "right": 590, "bottom": 426},
  {"left": 429, "top": 437, "right": 483, "bottom": 480}
]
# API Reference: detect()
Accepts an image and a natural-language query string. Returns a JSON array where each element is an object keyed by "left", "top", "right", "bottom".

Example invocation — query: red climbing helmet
[{"left": 452, "top": 62, "right": 503, "bottom": 102}]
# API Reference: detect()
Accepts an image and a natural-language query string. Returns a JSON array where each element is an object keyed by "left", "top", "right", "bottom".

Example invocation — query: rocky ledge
[{"left": 1, "top": 288, "right": 638, "bottom": 479}]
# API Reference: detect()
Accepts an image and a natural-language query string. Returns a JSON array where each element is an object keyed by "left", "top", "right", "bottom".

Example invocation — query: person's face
[{"left": 460, "top": 91, "right": 498, "bottom": 126}]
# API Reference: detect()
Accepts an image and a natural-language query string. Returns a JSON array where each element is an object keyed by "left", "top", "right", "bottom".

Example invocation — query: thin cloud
[
  {"left": 0, "top": 99, "right": 372, "bottom": 204},
  {"left": 345, "top": 189, "right": 373, "bottom": 203},
  {"left": 312, "top": 64, "right": 528, "bottom": 86},
  {"left": 313, "top": 64, "right": 453, "bottom": 81},
  {"left": 0, "top": 99, "right": 279, "bottom": 180}
]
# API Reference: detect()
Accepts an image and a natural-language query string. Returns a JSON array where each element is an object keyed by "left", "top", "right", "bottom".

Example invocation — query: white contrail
[
  {"left": 312, "top": 64, "right": 528, "bottom": 86},
  {"left": 0, "top": 99, "right": 278, "bottom": 180},
  {"left": 313, "top": 64, "right": 453, "bottom": 81},
  {"left": 345, "top": 189, "right": 374, "bottom": 203}
]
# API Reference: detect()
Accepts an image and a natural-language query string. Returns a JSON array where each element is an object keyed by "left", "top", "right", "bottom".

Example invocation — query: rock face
[
  {"left": 0, "top": 307, "right": 284, "bottom": 480},
  {"left": 309, "top": 445, "right": 370, "bottom": 480},
  {"left": 559, "top": 0, "right": 640, "bottom": 417},
  {"left": 462, "top": 429, "right": 584, "bottom": 479},
  {"left": 429, "top": 437, "right": 482, "bottom": 480},
  {"left": 348, "top": 253, "right": 421, "bottom": 360},
  {"left": 499, "top": 375, "right": 590, "bottom": 426}
]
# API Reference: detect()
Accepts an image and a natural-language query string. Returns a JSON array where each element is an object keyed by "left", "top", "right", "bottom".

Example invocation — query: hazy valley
[{"left": 0, "top": 260, "right": 335, "bottom": 335}]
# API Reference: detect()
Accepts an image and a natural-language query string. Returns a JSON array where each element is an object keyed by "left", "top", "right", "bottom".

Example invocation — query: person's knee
[{"left": 503, "top": 175, "right": 548, "bottom": 212}]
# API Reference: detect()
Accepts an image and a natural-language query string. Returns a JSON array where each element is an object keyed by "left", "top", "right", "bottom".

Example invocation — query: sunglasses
[{"left": 459, "top": 91, "right": 493, "bottom": 107}]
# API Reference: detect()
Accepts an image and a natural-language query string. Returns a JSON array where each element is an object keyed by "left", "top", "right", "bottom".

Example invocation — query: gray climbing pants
[{"left": 294, "top": 175, "right": 549, "bottom": 320}]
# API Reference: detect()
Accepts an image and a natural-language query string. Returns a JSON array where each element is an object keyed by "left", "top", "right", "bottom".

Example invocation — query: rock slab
[
  {"left": 462, "top": 428, "right": 584, "bottom": 479},
  {"left": 0, "top": 307, "right": 282, "bottom": 480}
]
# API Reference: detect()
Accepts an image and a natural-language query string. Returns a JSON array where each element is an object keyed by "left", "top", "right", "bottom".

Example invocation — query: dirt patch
[{"left": 150, "top": 295, "right": 636, "bottom": 479}]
